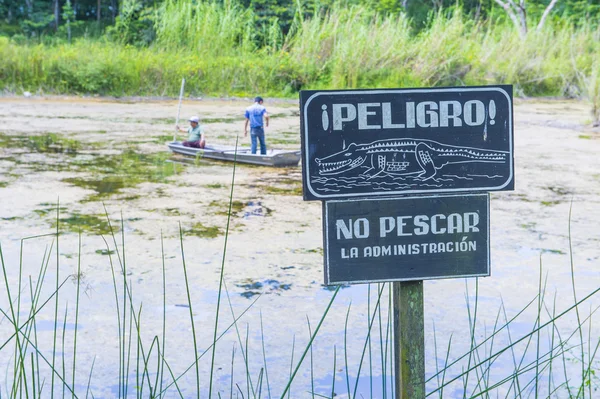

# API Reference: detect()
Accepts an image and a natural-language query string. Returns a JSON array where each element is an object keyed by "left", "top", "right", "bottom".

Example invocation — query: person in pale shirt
[
  {"left": 176, "top": 116, "right": 206, "bottom": 148},
  {"left": 244, "top": 96, "right": 269, "bottom": 154}
]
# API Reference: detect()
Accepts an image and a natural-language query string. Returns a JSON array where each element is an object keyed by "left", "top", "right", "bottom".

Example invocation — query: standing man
[
  {"left": 176, "top": 116, "right": 206, "bottom": 148},
  {"left": 244, "top": 96, "right": 269, "bottom": 155}
]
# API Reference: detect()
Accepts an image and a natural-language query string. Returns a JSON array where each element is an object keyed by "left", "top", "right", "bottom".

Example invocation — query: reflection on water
[
  {"left": 236, "top": 278, "right": 292, "bottom": 298},
  {"left": 312, "top": 373, "right": 394, "bottom": 399},
  {"left": 243, "top": 201, "right": 272, "bottom": 218},
  {"left": 34, "top": 319, "right": 79, "bottom": 331}
]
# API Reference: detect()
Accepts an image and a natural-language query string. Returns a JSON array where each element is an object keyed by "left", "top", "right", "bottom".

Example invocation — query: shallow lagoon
[{"left": 0, "top": 96, "right": 599, "bottom": 397}]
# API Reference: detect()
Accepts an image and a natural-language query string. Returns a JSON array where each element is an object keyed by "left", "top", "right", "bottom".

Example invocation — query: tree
[
  {"left": 20, "top": 0, "right": 55, "bottom": 36},
  {"left": 493, "top": 0, "right": 560, "bottom": 37},
  {"left": 61, "top": 0, "right": 75, "bottom": 41},
  {"left": 54, "top": 0, "right": 59, "bottom": 30},
  {"left": 24, "top": 0, "right": 34, "bottom": 18}
]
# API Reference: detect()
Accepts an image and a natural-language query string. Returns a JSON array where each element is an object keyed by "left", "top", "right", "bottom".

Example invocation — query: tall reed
[
  {"left": 1, "top": 214, "right": 600, "bottom": 397},
  {"left": 154, "top": 0, "right": 256, "bottom": 55}
]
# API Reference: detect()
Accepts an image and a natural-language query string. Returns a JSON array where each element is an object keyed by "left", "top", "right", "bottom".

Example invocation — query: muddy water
[{"left": 0, "top": 96, "right": 599, "bottom": 398}]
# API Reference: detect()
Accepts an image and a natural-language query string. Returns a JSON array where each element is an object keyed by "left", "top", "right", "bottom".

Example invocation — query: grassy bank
[{"left": 0, "top": 5, "right": 599, "bottom": 107}]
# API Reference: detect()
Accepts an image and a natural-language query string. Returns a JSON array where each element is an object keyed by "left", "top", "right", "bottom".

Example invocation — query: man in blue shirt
[{"left": 244, "top": 96, "right": 269, "bottom": 155}]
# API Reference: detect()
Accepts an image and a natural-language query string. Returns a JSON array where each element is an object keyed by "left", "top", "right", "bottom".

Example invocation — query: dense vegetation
[
  {"left": 0, "top": 0, "right": 599, "bottom": 122},
  {"left": 2, "top": 0, "right": 599, "bottom": 39}
]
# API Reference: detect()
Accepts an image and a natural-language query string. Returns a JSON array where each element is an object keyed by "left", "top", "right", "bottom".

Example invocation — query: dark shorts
[{"left": 183, "top": 140, "right": 206, "bottom": 149}]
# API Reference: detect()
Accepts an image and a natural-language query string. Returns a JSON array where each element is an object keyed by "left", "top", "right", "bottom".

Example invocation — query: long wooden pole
[
  {"left": 393, "top": 280, "right": 425, "bottom": 399},
  {"left": 173, "top": 78, "right": 186, "bottom": 142}
]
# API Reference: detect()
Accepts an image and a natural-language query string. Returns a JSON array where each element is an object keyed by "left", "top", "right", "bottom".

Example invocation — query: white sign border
[
  {"left": 303, "top": 87, "right": 513, "bottom": 200},
  {"left": 323, "top": 193, "right": 491, "bottom": 285}
]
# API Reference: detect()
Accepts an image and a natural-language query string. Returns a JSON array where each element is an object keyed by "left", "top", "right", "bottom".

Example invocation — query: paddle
[{"left": 173, "top": 78, "right": 186, "bottom": 142}]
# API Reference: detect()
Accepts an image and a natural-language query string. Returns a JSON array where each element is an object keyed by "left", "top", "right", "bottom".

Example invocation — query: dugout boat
[{"left": 167, "top": 141, "right": 301, "bottom": 167}]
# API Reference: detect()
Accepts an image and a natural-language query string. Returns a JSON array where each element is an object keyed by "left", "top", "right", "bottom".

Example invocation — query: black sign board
[
  {"left": 323, "top": 193, "right": 489, "bottom": 285},
  {"left": 301, "top": 86, "right": 514, "bottom": 201}
]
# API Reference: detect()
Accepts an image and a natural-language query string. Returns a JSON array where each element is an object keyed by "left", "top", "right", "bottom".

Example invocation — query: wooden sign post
[
  {"left": 300, "top": 86, "right": 514, "bottom": 397},
  {"left": 322, "top": 193, "right": 489, "bottom": 395},
  {"left": 394, "top": 281, "right": 425, "bottom": 398}
]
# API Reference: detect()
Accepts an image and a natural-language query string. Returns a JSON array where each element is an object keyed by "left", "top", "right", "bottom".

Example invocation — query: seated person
[{"left": 176, "top": 116, "right": 206, "bottom": 148}]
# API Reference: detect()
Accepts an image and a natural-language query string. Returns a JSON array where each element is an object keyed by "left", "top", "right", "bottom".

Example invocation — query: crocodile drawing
[{"left": 314, "top": 139, "right": 509, "bottom": 180}]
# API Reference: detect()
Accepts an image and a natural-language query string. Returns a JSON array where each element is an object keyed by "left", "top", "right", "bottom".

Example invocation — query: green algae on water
[
  {"left": 541, "top": 200, "right": 561, "bottom": 206},
  {"left": 0, "top": 132, "right": 86, "bottom": 153},
  {"left": 50, "top": 212, "right": 119, "bottom": 235},
  {"left": 0, "top": 132, "right": 83, "bottom": 153},
  {"left": 63, "top": 150, "right": 183, "bottom": 200},
  {"left": 34, "top": 206, "right": 68, "bottom": 217},
  {"left": 262, "top": 184, "right": 302, "bottom": 196},
  {"left": 27, "top": 133, "right": 81, "bottom": 153},
  {"left": 95, "top": 248, "right": 117, "bottom": 255},
  {"left": 185, "top": 222, "right": 222, "bottom": 238},
  {"left": 541, "top": 248, "right": 566, "bottom": 255},
  {"left": 163, "top": 208, "right": 181, "bottom": 215},
  {"left": 154, "top": 134, "right": 177, "bottom": 143},
  {"left": 62, "top": 177, "right": 127, "bottom": 197},
  {"left": 209, "top": 200, "right": 245, "bottom": 216},
  {"left": 268, "top": 138, "right": 297, "bottom": 145},
  {"left": 293, "top": 247, "right": 323, "bottom": 255},
  {"left": 1, "top": 216, "right": 23, "bottom": 221}
]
